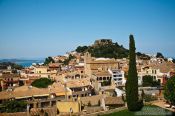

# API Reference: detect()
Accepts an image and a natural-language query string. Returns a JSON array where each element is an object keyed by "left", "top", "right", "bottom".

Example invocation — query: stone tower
[
  {"left": 84, "top": 52, "right": 92, "bottom": 63},
  {"left": 84, "top": 52, "right": 92, "bottom": 77}
]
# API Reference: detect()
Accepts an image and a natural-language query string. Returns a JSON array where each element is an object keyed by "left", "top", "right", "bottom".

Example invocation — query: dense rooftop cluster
[{"left": 0, "top": 39, "right": 175, "bottom": 115}]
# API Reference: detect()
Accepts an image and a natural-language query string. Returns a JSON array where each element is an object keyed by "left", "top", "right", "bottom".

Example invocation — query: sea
[
  {"left": 15, "top": 60, "right": 44, "bottom": 67},
  {"left": 0, "top": 59, "right": 44, "bottom": 67}
]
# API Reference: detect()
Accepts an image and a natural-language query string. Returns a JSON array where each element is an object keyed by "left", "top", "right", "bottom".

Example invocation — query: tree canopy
[
  {"left": 164, "top": 76, "right": 175, "bottom": 105},
  {"left": 172, "top": 59, "right": 175, "bottom": 63},
  {"left": 76, "top": 46, "right": 88, "bottom": 53},
  {"left": 142, "top": 75, "right": 160, "bottom": 87},
  {"left": 76, "top": 42, "right": 129, "bottom": 59},
  {"left": 137, "top": 52, "right": 150, "bottom": 60},
  {"left": 156, "top": 52, "right": 164, "bottom": 58},
  {"left": 63, "top": 54, "right": 75, "bottom": 65},
  {"left": 0, "top": 62, "right": 23, "bottom": 70},
  {"left": 44, "top": 57, "right": 55, "bottom": 65},
  {"left": 31, "top": 78, "right": 54, "bottom": 88},
  {"left": 0, "top": 100, "right": 27, "bottom": 113},
  {"left": 75, "top": 40, "right": 150, "bottom": 59}
]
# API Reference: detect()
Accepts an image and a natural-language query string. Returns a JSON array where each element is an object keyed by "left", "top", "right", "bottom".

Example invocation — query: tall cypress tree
[{"left": 126, "top": 34, "right": 143, "bottom": 111}]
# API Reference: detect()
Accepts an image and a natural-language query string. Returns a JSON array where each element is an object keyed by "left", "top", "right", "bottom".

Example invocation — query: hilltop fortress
[{"left": 93, "top": 39, "right": 113, "bottom": 46}]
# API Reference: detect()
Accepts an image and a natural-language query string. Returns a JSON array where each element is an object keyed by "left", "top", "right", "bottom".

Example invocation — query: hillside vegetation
[
  {"left": 0, "top": 62, "right": 23, "bottom": 70},
  {"left": 76, "top": 40, "right": 150, "bottom": 59}
]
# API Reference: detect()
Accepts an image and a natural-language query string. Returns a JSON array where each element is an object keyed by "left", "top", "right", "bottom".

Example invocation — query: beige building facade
[{"left": 84, "top": 52, "right": 119, "bottom": 77}]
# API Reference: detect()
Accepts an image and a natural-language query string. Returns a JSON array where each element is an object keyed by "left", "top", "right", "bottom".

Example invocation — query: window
[
  {"left": 116, "top": 74, "right": 122, "bottom": 77},
  {"left": 158, "top": 79, "right": 161, "bottom": 83},
  {"left": 154, "top": 76, "right": 156, "bottom": 80},
  {"left": 75, "top": 74, "right": 80, "bottom": 78}
]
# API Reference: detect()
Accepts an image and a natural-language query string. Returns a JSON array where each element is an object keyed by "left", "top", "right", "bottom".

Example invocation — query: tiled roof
[
  {"left": 105, "top": 97, "right": 124, "bottom": 105},
  {"left": 0, "top": 83, "right": 70, "bottom": 100},
  {"left": 146, "top": 61, "right": 175, "bottom": 73},
  {"left": 34, "top": 66, "right": 48, "bottom": 68},
  {"left": 89, "top": 60, "right": 118, "bottom": 64},
  {"left": 0, "top": 74, "right": 20, "bottom": 78},
  {"left": 81, "top": 95, "right": 103, "bottom": 106},
  {"left": 66, "top": 78, "right": 91, "bottom": 88},
  {"left": 49, "top": 63, "right": 62, "bottom": 68},
  {"left": 94, "top": 71, "right": 112, "bottom": 77}
]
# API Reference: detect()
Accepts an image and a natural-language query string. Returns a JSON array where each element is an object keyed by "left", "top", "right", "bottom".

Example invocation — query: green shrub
[
  {"left": 164, "top": 76, "right": 175, "bottom": 105},
  {"left": 31, "top": 78, "right": 53, "bottom": 88},
  {"left": 0, "top": 100, "right": 27, "bottom": 113},
  {"left": 142, "top": 75, "right": 160, "bottom": 87},
  {"left": 101, "top": 80, "right": 111, "bottom": 86},
  {"left": 144, "top": 94, "right": 157, "bottom": 102}
]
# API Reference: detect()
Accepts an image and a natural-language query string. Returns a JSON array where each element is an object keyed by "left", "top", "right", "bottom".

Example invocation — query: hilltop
[{"left": 75, "top": 39, "right": 150, "bottom": 59}]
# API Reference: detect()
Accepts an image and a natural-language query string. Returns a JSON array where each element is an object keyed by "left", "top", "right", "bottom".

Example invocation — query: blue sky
[{"left": 0, "top": 0, "right": 175, "bottom": 58}]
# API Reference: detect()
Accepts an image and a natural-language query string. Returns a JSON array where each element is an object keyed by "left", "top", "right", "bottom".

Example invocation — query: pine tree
[{"left": 126, "top": 34, "right": 143, "bottom": 111}]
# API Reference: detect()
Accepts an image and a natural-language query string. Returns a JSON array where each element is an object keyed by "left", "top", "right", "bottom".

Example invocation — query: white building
[
  {"left": 115, "top": 88, "right": 125, "bottom": 97},
  {"left": 138, "top": 60, "right": 175, "bottom": 84},
  {"left": 108, "top": 69, "right": 125, "bottom": 86}
]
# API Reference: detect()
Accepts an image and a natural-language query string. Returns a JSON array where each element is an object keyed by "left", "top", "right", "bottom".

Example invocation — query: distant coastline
[{"left": 0, "top": 58, "right": 44, "bottom": 67}]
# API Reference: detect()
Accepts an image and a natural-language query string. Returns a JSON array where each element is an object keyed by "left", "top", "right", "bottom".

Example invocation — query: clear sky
[{"left": 0, "top": 0, "right": 175, "bottom": 58}]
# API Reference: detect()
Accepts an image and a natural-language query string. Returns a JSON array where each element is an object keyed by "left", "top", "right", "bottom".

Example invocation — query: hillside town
[{"left": 0, "top": 39, "right": 175, "bottom": 116}]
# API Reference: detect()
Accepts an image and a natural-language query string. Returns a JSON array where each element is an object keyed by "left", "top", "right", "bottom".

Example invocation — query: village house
[
  {"left": 20, "top": 63, "right": 62, "bottom": 81},
  {"left": 52, "top": 55, "right": 67, "bottom": 62},
  {"left": 64, "top": 71, "right": 88, "bottom": 80},
  {"left": 0, "top": 74, "right": 20, "bottom": 90},
  {"left": 138, "top": 60, "right": 175, "bottom": 84},
  {"left": 84, "top": 52, "right": 119, "bottom": 77},
  {"left": 108, "top": 69, "right": 125, "bottom": 86},
  {"left": 0, "top": 82, "right": 72, "bottom": 108},
  {"left": 61, "top": 78, "right": 93, "bottom": 99},
  {"left": 0, "top": 65, "right": 13, "bottom": 74},
  {"left": 94, "top": 71, "right": 112, "bottom": 83}
]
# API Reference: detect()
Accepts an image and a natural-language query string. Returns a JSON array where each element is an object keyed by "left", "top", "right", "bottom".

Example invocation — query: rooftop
[
  {"left": 0, "top": 83, "right": 71, "bottom": 100},
  {"left": 93, "top": 71, "right": 112, "bottom": 77},
  {"left": 65, "top": 78, "right": 91, "bottom": 88}
]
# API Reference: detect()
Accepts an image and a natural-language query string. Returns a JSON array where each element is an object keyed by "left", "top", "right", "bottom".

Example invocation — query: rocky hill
[{"left": 76, "top": 39, "right": 150, "bottom": 59}]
